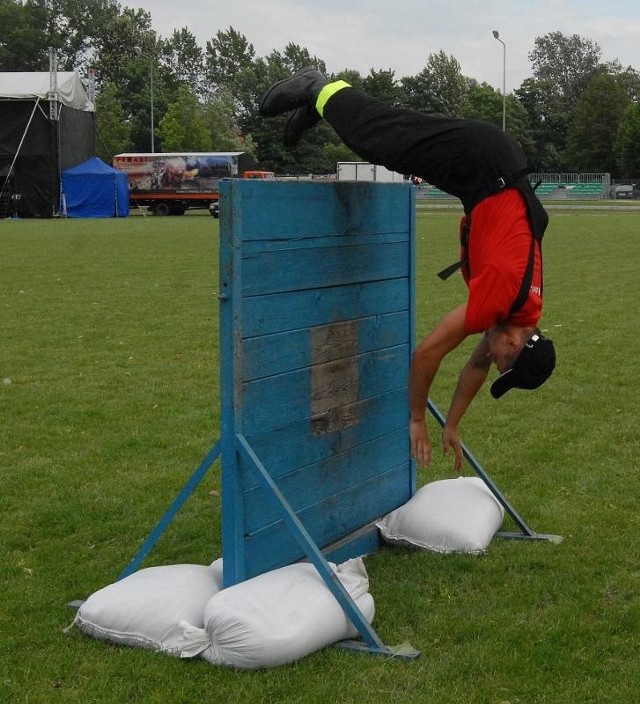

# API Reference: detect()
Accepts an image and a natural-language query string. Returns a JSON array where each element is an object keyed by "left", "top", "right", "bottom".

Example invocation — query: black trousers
[{"left": 323, "top": 87, "right": 531, "bottom": 216}]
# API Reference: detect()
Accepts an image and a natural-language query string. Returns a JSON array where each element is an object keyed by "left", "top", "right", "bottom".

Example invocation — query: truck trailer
[{"left": 113, "top": 152, "right": 264, "bottom": 215}]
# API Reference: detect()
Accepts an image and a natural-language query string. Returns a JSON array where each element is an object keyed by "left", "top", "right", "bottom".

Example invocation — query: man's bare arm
[
  {"left": 442, "top": 335, "right": 492, "bottom": 471},
  {"left": 409, "top": 304, "right": 468, "bottom": 466}
]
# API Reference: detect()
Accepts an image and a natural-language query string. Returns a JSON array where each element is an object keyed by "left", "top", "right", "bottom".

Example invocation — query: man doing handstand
[{"left": 259, "top": 68, "right": 556, "bottom": 471}]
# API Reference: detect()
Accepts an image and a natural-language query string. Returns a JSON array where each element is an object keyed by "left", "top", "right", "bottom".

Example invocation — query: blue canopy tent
[{"left": 61, "top": 157, "right": 129, "bottom": 217}]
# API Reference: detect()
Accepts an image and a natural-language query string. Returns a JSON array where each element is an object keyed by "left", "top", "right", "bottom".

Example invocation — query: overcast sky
[{"left": 131, "top": 0, "right": 640, "bottom": 93}]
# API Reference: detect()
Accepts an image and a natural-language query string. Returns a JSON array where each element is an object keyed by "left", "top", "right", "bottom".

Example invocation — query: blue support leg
[
  {"left": 116, "top": 440, "right": 222, "bottom": 580},
  {"left": 427, "top": 400, "right": 562, "bottom": 544},
  {"left": 235, "top": 434, "right": 420, "bottom": 660},
  {"left": 68, "top": 440, "right": 223, "bottom": 610}
]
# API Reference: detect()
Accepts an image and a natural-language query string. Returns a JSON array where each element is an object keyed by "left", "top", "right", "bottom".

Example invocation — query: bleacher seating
[
  {"left": 416, "top": 179, "right": 606, "bottom": 201},
  {"left": 532, "top": 182, "right": 559, "bottom": 196},
  {"left": 567, "top": 183, "right": 604, "bottom": 198},
  {"left": 418, "top": 185, "right": 456, "bottom": 199},
  {"left": 531, "top": 182, "right": 605, "bottom": 199}
]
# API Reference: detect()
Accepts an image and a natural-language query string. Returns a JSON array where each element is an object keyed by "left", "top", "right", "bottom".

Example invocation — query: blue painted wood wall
[{"left": 219, "top": 179, "right": 416, "bottom": 585}]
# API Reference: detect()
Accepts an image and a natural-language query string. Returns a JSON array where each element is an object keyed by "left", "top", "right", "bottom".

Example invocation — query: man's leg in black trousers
[
  {"left": 320, "top": 87, "right": 532, "bottom": 212},
  {"left": 322, "top": 88, "right": 457, "bottom": 184},
  {"left": 259, "top": 70, "right": 527, "bottom": 209}
]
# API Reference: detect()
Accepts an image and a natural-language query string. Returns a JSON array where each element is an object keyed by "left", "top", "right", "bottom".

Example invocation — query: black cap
[{"left": 490, "top": 332, "right": 556, "bottom": 399}]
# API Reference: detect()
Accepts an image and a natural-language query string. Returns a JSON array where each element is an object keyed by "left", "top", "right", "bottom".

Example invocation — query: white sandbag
[
  {"left": 74, "top": 561, "right": 224, "bottom": 655},
  {"left": 179, "top": 557, "right": 375, "bottom": 669},
  {"left": 376, "top": 477, "right": 504, "bottom": 554}
]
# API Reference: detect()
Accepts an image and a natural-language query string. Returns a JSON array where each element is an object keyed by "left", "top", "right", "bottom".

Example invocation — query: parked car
[{"left": 613, "top": 184, "right": 635, "bottom": 200}]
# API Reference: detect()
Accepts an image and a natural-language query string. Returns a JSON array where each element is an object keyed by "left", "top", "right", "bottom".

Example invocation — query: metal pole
[
  {"left": 427, "top": 399, "right": 563, "bottom": 544},
  {"left": 492, "top": 30, "right": 506, "bottom": 130},
  {"left": 150, "top": 61, "right": 155, "bottom": 153}
]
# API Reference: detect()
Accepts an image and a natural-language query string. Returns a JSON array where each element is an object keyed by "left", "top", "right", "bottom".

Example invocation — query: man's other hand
[{"left": 442, "top": 424, "right": 464, "bottom": 473}]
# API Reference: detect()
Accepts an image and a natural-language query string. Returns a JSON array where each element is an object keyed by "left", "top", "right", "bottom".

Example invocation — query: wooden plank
[
  {"left": 241, "top": 241, "right": 409, "bottom": 296},
  {"left": 230, "top": 180, "right": 413, "bottom": 241},
  {"left": 241, "top": 345, "right": 409, "bottom": 434},
  {"left": 242, "top": 311, "right": 409, "bottom": 381},
  {"left": 242, "top": 388, "right": 408, "bottom": 485},
  {"left": 241, "top": 278, "right": 410, "bottom": 338},
  {"left": 240, "top": 464, "right": 412, "bottom": 578},
  {"left": 219, "top": 180, "right": 247, "bottom": 585},
  {"left": 242, "top": 427, "right": 409, "bottom": 533},
  {"left": 241, "top": 230, "right": 409, "bottom": 255}
]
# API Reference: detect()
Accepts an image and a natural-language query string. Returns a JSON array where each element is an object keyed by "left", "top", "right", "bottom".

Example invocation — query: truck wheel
[{"left": 153, "top": 202, "right": 171, "bottom": 216}]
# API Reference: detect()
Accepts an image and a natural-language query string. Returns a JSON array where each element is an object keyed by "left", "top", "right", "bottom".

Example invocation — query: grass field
[{"left": 1, "top": 206, "right": 639, "bottom": 703}]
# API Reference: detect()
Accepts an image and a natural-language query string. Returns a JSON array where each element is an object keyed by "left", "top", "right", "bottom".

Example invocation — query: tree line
[{"left": 2, "top": 0, "right": 640, "bottom": 177}]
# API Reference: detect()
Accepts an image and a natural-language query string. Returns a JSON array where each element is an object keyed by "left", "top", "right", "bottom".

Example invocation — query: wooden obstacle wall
[{"left": 218, "top": 179, "right": 416, "bottom": 585}]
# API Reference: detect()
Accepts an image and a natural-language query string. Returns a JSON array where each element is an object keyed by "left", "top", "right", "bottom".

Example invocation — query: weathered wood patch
[{"left": 311, "top": 320, "right": 360, "bottom": 434}]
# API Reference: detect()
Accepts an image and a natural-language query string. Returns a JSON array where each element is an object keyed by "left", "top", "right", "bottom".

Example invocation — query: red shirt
[{"left": 461, "top": 188, "right": 542, "bottom": 334}]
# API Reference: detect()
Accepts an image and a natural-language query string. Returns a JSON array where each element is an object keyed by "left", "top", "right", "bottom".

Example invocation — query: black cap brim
[
  {"left": 490, "top": 369, "right": 515, "bottom": 399},
  {"left": 490, "top": 334, "right": 556, "bottom": 399}
]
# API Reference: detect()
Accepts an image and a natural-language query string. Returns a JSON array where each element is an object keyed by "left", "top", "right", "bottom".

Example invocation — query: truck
[
  {"left": 336, "top": 161, "right": 406, "bottom": 183},
  {"left": 112, "top": 152, "right": 273, "bottom": 216}
]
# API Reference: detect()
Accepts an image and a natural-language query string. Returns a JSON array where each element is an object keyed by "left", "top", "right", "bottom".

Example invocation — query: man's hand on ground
[{"left": 442, "top": 424, "right": 464, "bottom": 473}]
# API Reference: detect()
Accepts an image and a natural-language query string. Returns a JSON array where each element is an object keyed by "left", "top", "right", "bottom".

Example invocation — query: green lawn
[{"left": 1, "top": 207, "right": 638, "bottom": 703}]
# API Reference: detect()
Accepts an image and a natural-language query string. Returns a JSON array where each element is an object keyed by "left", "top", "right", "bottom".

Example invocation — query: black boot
[
  {"left": 259, "top": 67, "right": 327, "bottom": 117},
  {"left": 284, "top": 105, "right": 321, "bottom": 147}
]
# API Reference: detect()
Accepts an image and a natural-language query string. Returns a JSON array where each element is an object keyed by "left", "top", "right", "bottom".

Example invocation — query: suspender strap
[
  {"left": 436, "top": 215, "right": 470, "bottom": 280},
  {"left": 497, "top": 166, "right": 531, "bottom": 190},
  {"left": 508, "top": 233, "right": 536, "bottom": 315},
  {"left": 438, "top": 183, "right": 541, "bottom": 316},
  {"left": 437, "top": 259, "right": 463, "bottom": 280},
  {"left": 438, "top": 230, "right": 538, "bottom": 315}
]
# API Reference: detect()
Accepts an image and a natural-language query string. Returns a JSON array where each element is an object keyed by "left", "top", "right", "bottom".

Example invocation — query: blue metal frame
[
  {"left": 427, "top": 401, "right": 562, "bottom": 543},
  {"left": 117, "top": 441, "right": 222, "bottom": 581},
  {"left": 235, "top": 433, "right": 416, "bottom": 658}
]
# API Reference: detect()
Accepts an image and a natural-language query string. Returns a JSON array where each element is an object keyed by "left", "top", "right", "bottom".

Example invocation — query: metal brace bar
[
  {"left": 427, "top": 400, "right": 562, "bottom": 543},
  {"left": 116, "top": 440, "right": 222, "bottom": 581},
  {"left": 235, "top": 433, "right": 420, "bottom": 659}
]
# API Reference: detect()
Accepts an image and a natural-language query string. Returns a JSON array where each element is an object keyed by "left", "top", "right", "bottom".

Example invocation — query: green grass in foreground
[{"left": 1, "top": 209, "right": 639, "bottom": 703}]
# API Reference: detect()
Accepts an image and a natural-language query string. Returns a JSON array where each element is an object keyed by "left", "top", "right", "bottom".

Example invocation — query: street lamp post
[
  {"left": 150, "top": 61, "right": 155, "bottom": 153},
  {"left": 492, "top": 30, "right": 506, "bottom": 131},
  {"left": 135, "top": 46, "right": 155, "bottom": 152}
]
